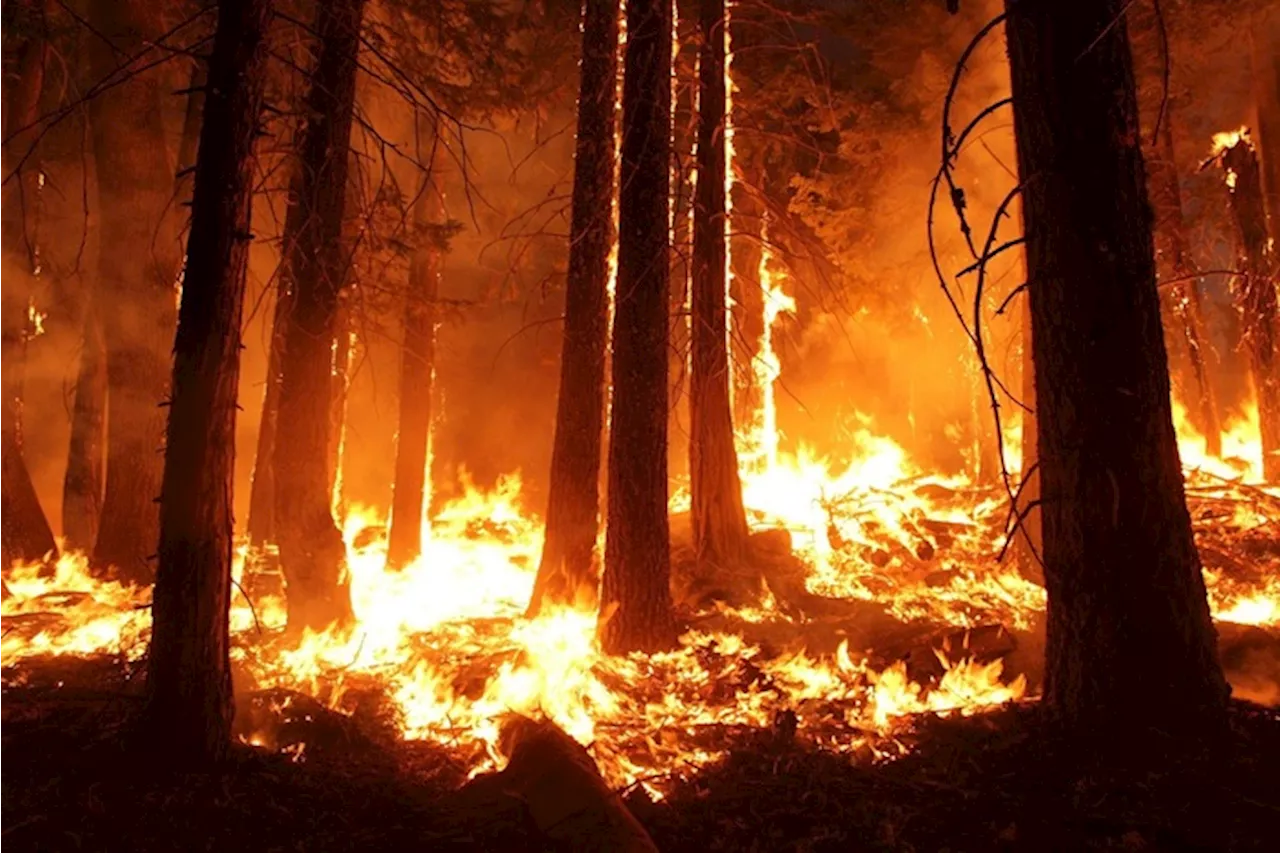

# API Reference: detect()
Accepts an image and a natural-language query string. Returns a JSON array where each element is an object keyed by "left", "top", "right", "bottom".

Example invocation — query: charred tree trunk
[
  {"left": 689, "top": 0, "right": 749, "bottom": 570},
  {"left": 1151, "top": 115, "right": 1221, "bottom": 456},
  {"left": 1, "top": 2, "right": 57, "bottom": 566},
  {"left": 86, "top": 0, "right": 185, "bottom": 583},
  {"left": 62, "top": 303, "right": 107, "bottom": 552},
  {"left": 273, "top": 0, "right": 365, "bottom": 633},
  {"left": 148, "top": 0, "right": 271, "bottom": 768},
  {"left": 600, "top": 0, "right": 677, "bottom": 654},
  {"left": 1251, "top": 7, "right": 1280, "bottom": 227},
  {"left": 527, "top": 0, "right": 619, "bottom": 615},
  {"left": 1220, "top": 137, "right": 1280, "bottom": 482},
  {"left": 386, "top": 135, "right": 444, "bottom": 570},
  {"left": 1128, "top": 0, "right": 1221, "bottom": 457},
  {"left": 1004, "top": 0, "right": 1228, "bottom": 738}
]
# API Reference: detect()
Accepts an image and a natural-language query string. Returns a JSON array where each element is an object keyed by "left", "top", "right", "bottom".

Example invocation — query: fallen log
[{"left": 492, "top": 715, "right": 659, "bottom": 853}]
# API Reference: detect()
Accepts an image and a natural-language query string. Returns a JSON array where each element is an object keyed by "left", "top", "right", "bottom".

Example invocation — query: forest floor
[{"left": 3, "top": 655, "right": 1279, "bottom": 853}]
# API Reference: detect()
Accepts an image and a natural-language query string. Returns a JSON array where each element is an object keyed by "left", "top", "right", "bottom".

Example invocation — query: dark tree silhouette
[
  {"left": 62, "top": 304, "right": 106, "bottom": 553},
  {"left": 690, "top": 0, "right": 750, "bottom": 572},
  {"left": 526, "top": 0, "right": 619, "bottom": 615},
  {"left": 273, "top": 0, "right": 366, "bottom": 633},
  {"left": 600, "top": 0, "right": 677, "bottom": 654},
  {"left": 387, "top": 130, "right": 444, "bottom": 570},
  {"left": 148, "top": 0, "right": 272, "bottom": 767},
  {"left": 1004, "top": 0, "right": 1228, "bottom": 736},
  {"left": 1219, "top": 136, "right": 1280, "bottom": 482}
]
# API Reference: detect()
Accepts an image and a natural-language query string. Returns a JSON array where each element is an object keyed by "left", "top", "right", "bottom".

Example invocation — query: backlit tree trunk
[
  {"left": 1251, "top": 6, "right": 1280, "bottom": 226},
  {"left": 87, "top": 0, "right": 184, "bottom": 583},
  {"left": 246, "top": 170, "right": 304, "bottom": 547},
  {"left": 148, "top": 0, "right": 271, "bottom": 768},
  {"left": 386, "top": 132, "right": 444, "bottom": 570},
  {"left": 690, "top": 0, "right": 749, "bottom": 570},
  {"left": 273, "top": 0, "right": 365, "bottom": 633},
  {"left": 1, "top": 2, "right": 57, "bottom": 566},
  {"left": 1220, "top": 137, "right": 1280, "bottom": 482},
  {"left": 1014, "top": 295, "right": 1041, "bottom": 583},
  {"left": 527, "top": 0, "right": 618, "bottom": 615},
  {"left": 1129, "top": 0, "right": 1221, "bottom": 457},
  {"left": 1005, "top": 0, "right": 1228, "bottom": 737},
  {"left": 246, "top": 281, "right": 290, "bottom": 546},
  {"left": 600, "top": 0, "right": 677, "bottom": 654},
  {"left": 62, "top": 304, "right": 107, "bottom": 552}
]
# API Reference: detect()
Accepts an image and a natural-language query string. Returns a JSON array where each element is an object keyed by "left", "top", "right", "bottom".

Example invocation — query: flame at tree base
[{"left": 4, "top": 407, "right": 1279, "bottom": 794}]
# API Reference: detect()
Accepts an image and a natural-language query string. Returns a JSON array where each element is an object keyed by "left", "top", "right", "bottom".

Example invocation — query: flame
[{"left": 1210, "top": 126, "right": 1249, "bottom": 157}]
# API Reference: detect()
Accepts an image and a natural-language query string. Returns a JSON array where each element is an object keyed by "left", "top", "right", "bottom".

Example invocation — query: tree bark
[
  {"left": 1150, "top": 114, "right": 1221, "bottom": 456},
  {"left": 689, "top": 0, "right": 750, "bottom": 571},
  {"left": 246, "top": 280, "right": 289, "bottom": 546},
  {"left": 526, "top": 0, "right": 619, "bottom": 615},
  {"left": 386, "top": 132, "right": 444, "bottom": 570},
  {"left": 62, "top": 302, "right": 107, "bottom": 552},
  {"left": 1, "top": 1, "right": 58, "bottom": 566},
  {"left": 273, "top": 0, "right": 365, "bottom": 633},
  {"left": 1014, "top": 294, "right": 1042, "bottom": 584},
  {"left": 600, "top": 0, "right": 677, "bottom": 654},
  {"left": 728, "top": 168, "right": 764, "bottom": 430},
  {"left": 1004, "top": 0, "right": 1228, "bottom": 738},
  {"left": 1251, "top": 6, "right": 1280, "bottom": 228},
  {"left": 147, "top": 0, "right": 271, "bottom": 768},
  {"left": 1220, "top": 138, "right": 1280, "bottom": 482},
  {"left": 1127, "top": 0, "right": 1222, "bottom": 457},
  {"left": 327, "top": 296, "right": 353, "bottom": 515},
  {"left": 86, "top": 0, "right": 185, "bottom": 583}
]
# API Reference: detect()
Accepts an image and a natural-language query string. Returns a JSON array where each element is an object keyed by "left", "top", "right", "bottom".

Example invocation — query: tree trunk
[
  {"left": 526, "top": 0, "right": 619, "bottom": 615},
  {"left": 327, "top": 297, "right": 353, "bottom": 516},
  {"left": 147, "top": 0, "right": 271, "bottom": 768},
  {"left": 273, "top": 0, "right": 365, "bottom": 633},
  {"left": 246, "top": 280, "right": 289, "bottom": 546},
  {"left": 1151, "top": 114, "right": 1221, "bottom": 456},
  {"left": 1127, "top": 0, "right": 1222, "bottom": 457},
  {"left": 387, "top": 133, "right": 444, "bottom": 570},
  {"left": 62, "top": 302, "right": 107, "bottom": 552},
  {"left": 1, "top": 2, "right": 57, "bottom": 566},
  {"left": 1220, "top": 137, "right": 1280, "bottom": 482},
  {"left": 1004, "top": 0, "right": 1228, "bottom": 738},
  {"left": 1251, "top": 6, "right": 1280, "bottom": 227},
  {"left": 728, "top": 170, "right": 764, "bottom": 429},
  {"left": 689, "top": 0, "right": 750, "bottom": 571},
  {"left": 600, "top": 0, "right": 677, "bottom": 654},
  {"left": 86, "top": 0, "right": 185, "bottom": 583}
]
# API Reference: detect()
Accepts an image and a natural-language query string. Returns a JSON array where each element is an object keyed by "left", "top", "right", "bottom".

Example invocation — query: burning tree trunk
[
  {"left": 86, "top": 0, "right": 185, "bottom": 583},
  {"left": 1004, "top": 0, "right": 1228, "bottom": 737},
  {"left": 690, "top": 0, "right": 750, "bottom": 570},
  {"left": 386, "top": 132, "right": 444, "bottom": 570},
  {"left": 1151, "top": 114, "right": 1221, "bottom": 456},
  {"left": 527, "top": 0, "right": 619, "bottom": 614},
  {"left": 600, "top": 0, "right": 677, "bottom": 654},
  {"left": 1, "top": 3, "right": 57, "bottom": 566},
  {"left": 1128, "top": 0, "right": 1221, "bottom": 457},
  {"left": 148, "top": 0, "right": 271, "bottom": 767},
  {"left": 1218, "top": 136, "right": 1280, "bottom": 482},
  {"left": 273, "top": 0, "right": 365, "bottom": 633},
  {"left": 327, "top": 297, "right": 353, "bottom": 512},
  {"left": 62, "top": 304, "right": 107, "bottom": 552}
]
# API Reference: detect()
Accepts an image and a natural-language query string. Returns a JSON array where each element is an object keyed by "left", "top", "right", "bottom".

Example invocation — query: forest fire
[{"left": 5, "top": 0, "right": 1280, "bottom": 849}]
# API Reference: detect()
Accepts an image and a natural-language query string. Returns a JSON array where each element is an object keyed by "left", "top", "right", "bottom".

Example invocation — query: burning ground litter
[{"left": 4, "top": 412, "right": 1279, "bottom": 796}]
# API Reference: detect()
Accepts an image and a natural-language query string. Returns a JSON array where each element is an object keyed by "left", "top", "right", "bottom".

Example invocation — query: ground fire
[{"left": 3, "top": 0, "right": 1279, "bottom": 850}]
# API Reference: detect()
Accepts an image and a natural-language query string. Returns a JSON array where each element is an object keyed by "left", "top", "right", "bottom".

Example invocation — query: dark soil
[{"left": 3, "top": 655, "right": 1278, "bottom": 852}]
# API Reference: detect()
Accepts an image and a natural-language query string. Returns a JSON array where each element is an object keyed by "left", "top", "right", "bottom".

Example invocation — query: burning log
[{"left": 476, "top": 715, "right": 659, "bottom": 853}]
